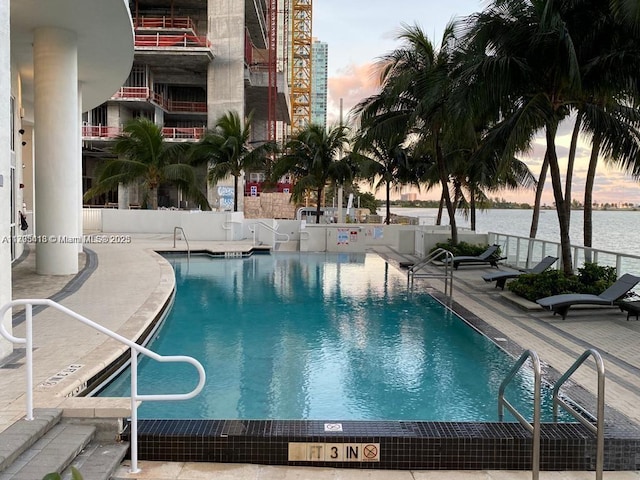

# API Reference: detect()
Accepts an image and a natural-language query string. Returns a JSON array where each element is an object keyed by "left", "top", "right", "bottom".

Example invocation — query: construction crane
[
  {"left": 267, "top": 0, "right": 278, "bottom": 142},
  {"left": 290, "top": 0, "right": 312, "bottom": 133}
]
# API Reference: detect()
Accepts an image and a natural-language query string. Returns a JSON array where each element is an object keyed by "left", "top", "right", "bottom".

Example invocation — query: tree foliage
[{"left": 84, "top": 118, "right": 209, "bottom": 210}]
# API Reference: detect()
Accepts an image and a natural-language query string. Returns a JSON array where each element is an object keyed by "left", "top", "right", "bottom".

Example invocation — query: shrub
[
  {"left": 508, "top": 262, "right": 616, "bottom": 302},
  {"left": 430, "top": 240, "right": 497, "bottom": 257},
  {"left": 508, "top": 270, "right": 581, "bottom": 302},
  {"left": 577, "top": 262, "right": 617, "bottom": 295},
  {"left": 43, "top": 468, "right": 83, "bottom": 480}
]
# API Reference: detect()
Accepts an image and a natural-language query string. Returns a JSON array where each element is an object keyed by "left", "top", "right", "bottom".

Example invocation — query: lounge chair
[
  {"left": 448, "top": 244, "right": 505, "bottom": 270},
  {"left": 536, "top": 273, "right": 640, "bottom": 319},
  {"left": 482, "top": 256, "right": 558, "bottom": 290}
]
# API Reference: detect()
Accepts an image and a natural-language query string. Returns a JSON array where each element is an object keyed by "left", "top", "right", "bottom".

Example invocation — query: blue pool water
[{"left": 98, "top": 252, "right": 568, "bottom": 422}]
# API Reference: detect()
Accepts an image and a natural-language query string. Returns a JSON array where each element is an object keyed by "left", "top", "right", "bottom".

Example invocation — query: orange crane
[
  {"left": 290, "top": 0, "right": 312, "bottom": 133},
  {"left": 267, "top": 0, "right": 278, "bottom": 142}
]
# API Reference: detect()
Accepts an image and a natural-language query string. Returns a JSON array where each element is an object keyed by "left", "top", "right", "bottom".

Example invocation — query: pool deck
[{"left": 5, "top": 235, "right": 640, "bottom": 479}]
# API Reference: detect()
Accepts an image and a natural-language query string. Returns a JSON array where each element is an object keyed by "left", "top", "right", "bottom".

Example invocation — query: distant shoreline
[{"left": 388, "top": 203, "right": 640, "bottom": 212}]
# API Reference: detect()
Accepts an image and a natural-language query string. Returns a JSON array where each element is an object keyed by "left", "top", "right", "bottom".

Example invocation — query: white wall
[
  {"left": 101, "top": 209, "right": 245, "bottom": 241},
  {"left": 94, "top": 209, "right": 490, "bottom": 258},
  {"left": 300, "top": 224, "right": 420, "bottom": 254}
]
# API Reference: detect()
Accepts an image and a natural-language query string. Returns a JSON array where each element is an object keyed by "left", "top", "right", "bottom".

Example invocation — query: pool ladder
[
  {"left": 173, "top": 226, "right": 191, "bottom": 261},
  {"left": 407, "top": 248, "right": 453, "bottom": 303},
  {"left": 498, "top": 349, "right": 605, "bottom": 480}
]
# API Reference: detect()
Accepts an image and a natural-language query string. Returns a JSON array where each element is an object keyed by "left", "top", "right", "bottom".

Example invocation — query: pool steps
[{"left": 0, "top": 408, "right": 128, "bottom": 480}]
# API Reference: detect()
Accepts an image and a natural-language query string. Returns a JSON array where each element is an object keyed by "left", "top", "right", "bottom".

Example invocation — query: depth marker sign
[{"left": 288, "top": 442, "right": 380, "bottom": 462}]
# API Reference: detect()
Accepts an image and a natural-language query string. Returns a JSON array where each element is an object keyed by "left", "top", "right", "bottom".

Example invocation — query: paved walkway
[{"left": 4, "top": 236, "right": 640, "bottom": 479}]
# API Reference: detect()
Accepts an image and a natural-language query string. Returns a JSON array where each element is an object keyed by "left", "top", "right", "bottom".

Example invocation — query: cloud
[{"left": 326, "top": 63, "right": 380, "bottom": 126}]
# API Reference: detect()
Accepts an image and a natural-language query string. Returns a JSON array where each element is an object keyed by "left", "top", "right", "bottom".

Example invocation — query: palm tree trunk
[
  {"left": 316, "top": 186, "right": 323, "bottom": 224},
  {"left": 546, "top": 123, "right": 573, "bottom": 275},
  {"left": 436, "top": 194, "right": 444, "bottom": 225},
  {"left": 150, "top": 187, "right": 158, "bottom": 210},
  {"left": 564, "top": 114, "right": 581, "bottom": 221},
  {"left": 233, "top": 175, "right": 239, "bottom": 212},
  {"left": 470, "top": 186, "right": 477, "bottom": 231},
  {"left": 529, "top": 151, "right": 549, "bottom": 239},
  {"left": 584, "top": 132, "right": 602, "bottom": 259},
  {"left": 436, "top": 143, "right": 458, "bottom": 245},
  {"left": 385, "top": 180, "right": 391, "bottom": 225}
]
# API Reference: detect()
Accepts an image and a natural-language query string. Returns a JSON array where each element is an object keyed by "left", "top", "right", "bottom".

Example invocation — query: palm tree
[
  {"left": 83, "top": 118, "right": 209, "bottom": 210},
  {"left": 571, "top": 3, "right": 640, "bottom": 249},
  {"left": 355, "top": 23, "right": 464, "bottom": 243},
  {"left": 274, "top": 123, "right": 354, "bottom": 223},
  {"left": 352, "top": 127, "right": 416, "bottom": 225},
  {"left": 190, "top": 111, "right": 275, "bottom": 212},
  {"left": 460, "top": 0, "right": 588, "bottom": 274},
  {"left": 611, "top": 0, "right": 640, "bottom": 28}
]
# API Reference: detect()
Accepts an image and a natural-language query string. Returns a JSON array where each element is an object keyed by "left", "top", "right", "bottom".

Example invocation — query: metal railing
[
  {"left": 173, "top": 226, "right": 191, "bottom": 261},
  {"left": 489, "top": 231, "right": 640, "bottom": 277},
  {"left": 0, "top": 299, "right": 206, "bottom": 474},
  {"left": 135, "top": 32, "right": 211, "bottom": 48},
  {"left": 498, "top": 350, "right": 541, "bottom": 480},
  {"left": 407, "top": 248, "right": 454, "bottom": 302},
  {"left": 135, "top": 16, "right": 198, "bottom": 32},
  {"left": 248, "top": 221, "right": 290, "bottom": 247},
  {"left": 552, "top": 349, "right": 605, "bottom": 480}
]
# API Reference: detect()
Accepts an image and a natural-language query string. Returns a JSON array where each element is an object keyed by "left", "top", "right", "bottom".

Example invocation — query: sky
[{"left": 311, "top": 0, "right": 640, "bottom": 207}]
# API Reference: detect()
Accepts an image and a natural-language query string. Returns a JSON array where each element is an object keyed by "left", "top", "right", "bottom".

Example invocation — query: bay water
[{"left": 388, "top": 207, "right": 640, "bottom": 257}]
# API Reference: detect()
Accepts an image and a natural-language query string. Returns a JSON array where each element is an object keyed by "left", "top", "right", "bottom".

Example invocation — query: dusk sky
[{"left": 312, "top": 1, "right": 640, "bottom": 206}]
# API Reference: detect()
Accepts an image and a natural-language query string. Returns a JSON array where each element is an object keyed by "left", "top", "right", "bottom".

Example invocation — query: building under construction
[{"left": 81, "top": 0, "right": 313, "bottom": 210}]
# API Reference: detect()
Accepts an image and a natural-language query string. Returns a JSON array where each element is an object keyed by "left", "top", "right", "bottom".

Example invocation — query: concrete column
[
  {"left": 118, "top": 183, "right": 129, "bottom": 209},
  {"left": 0, "top": 0, "right": 12, "bottom": 359},
  {"left": 77, "top": 84, "right": 83, "bottom": 252},
  {"left": 33, "top": 27, "right": 79, "bottom": 274}
]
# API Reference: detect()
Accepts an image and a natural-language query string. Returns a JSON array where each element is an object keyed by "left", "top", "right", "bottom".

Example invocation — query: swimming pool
[{"left": 98, "top": 252, "right": 567, "bottom": 423}]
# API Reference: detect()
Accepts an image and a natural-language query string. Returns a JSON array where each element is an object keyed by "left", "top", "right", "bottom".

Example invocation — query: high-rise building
[
  {"left": 311, "top": 39, "right": 328, "bottom": 129},
  {"left": 81, "top": 0, "right": 292, "bottom": 212}
]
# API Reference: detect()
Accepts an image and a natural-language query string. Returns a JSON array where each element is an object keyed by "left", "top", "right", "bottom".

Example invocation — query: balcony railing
[
  {"left": 135, "top": 33, "right": 210, "bottom": 48},
  {"left": 82, "top": 125, "right": 206, "bottom": 140},
  {"left": 135, "top": 16, "right": 197, "bottom": 31},
  {"left": 161, "top": 127, "right": 206, "bottom": 140},
  {"left": 110, "top": 87, "right": 206, "bottom": 114},
  {"left": 111, "top": 86, "right": 151, "bottom": 100},
  {"left": 167, "top": 100, "right": 207, "bottom": 113},
  {"left": 82, "top": 125, "right": 120, "bottom": 138}
]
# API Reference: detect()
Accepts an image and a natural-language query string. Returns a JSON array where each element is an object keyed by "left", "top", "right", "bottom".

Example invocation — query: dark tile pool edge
[
  {"left": 119, "top": 419, "right": 640, "bottom": 470},
  {"left": 429, "top": 289, "right": 640, "bottom": 442}
]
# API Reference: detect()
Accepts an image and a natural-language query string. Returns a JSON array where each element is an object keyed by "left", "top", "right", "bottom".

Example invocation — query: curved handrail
[
  {"left": 498, "top": 349, "right": 541, "bottom": 480},
  {"left": 248, "top": 221, "right": 290, "bottom": 245},
  {"left": 173, "top": 226, "right": 190, "bottom": 261},
  {"left": 407, "top": 248, "right": 454, "bottom": 301},
  {"left": 552, "top": 349, "right": 605, "bottom": 479},
  {"left": 0, "top": 299, "right": 206, "bottom": 474}
]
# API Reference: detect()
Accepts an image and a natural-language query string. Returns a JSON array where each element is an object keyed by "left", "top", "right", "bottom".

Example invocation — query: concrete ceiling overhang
[{"left": 11, "top": 0, "right": 135, "bottom": 117}]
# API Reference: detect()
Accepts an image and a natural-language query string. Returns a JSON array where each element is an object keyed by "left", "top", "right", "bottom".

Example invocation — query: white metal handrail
[
  {"left": 407, "top": 248, "right": 454, "bottom": 302},
  {"left": 0, "top": 299, "right": 206, "bottom": 474},
  {"left": 248, "top": 221, "right": 290, "bottom": 246},
  {"left": 552, "top": 349, "right": 605, "bottom": 480},
  {"left": 173, "top": 226, "right": 191, "bottom": 261},
  {"left": 489, "top": 231, "right": 640, "bottom": 276},
  {"left": 498, "top": 349, "right": 541, "bottom": 480}
]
